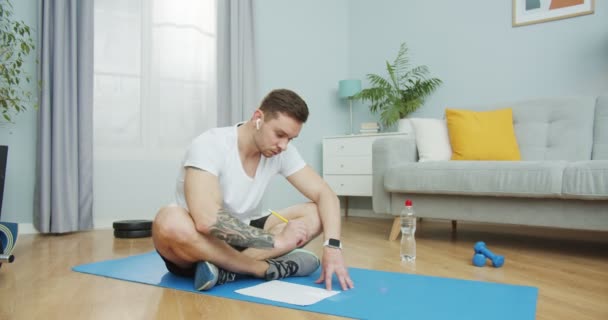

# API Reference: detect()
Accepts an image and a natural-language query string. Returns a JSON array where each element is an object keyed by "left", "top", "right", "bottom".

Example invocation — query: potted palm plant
[{"left": 356, "top": 42, "right": 442, "bottom": 131}]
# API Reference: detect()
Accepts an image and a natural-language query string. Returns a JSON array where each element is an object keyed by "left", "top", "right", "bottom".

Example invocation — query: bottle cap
[{"left": 405, "top": 199, "right": 412, "bottom": 206}]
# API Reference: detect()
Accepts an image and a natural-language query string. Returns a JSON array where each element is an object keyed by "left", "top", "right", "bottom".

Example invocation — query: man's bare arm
[
  {"left": 186, "top": 167, "right": 306, "bottom": 249},
  {"left": 209, "top": 209, "right": 275, "bottom": 248}
]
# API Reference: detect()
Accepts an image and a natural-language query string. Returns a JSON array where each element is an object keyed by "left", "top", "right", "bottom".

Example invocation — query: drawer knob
[
  {"left": 340, "top": 183, "right": 344, "bottom": 187},
  {"left": 340, "top": 164, "right": 344, "bottom": 168}
]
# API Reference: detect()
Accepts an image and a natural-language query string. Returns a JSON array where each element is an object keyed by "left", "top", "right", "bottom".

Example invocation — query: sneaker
[
  {"left": 265, "top": 249, "right": 320, "bottom": 281},
  {"left": 194, "top": 261, "right": 237, "bottom": 291}
]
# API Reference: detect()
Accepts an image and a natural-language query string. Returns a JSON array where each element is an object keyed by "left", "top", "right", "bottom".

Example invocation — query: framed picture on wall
[{"left": 512, "top": 0, "right": 595, "bottom": 27}]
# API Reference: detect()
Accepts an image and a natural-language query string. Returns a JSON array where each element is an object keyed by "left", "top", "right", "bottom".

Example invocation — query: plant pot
[{"left": 397, "top": 118, "right": 414, "bottom": 134}]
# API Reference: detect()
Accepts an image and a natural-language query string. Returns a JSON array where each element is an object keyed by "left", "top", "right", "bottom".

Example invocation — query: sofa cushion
[
  {"left": 592, "top": 96, "right": 608, "bottom": 160},
  {"left": 446, "top": 108, "right": 521, "bottom": 161},
  {"left": 384, "top": 160, "right": 567, "bottom": 198},
  {"left": 562, "top": 161, "right": 608, "bottom": 200},
  {"left": 452, "top": 97, "right": 596, "bottom": 161},
  {"left": 511, "top": 98, "right": 595, "bottom": 161},
  {"left": 410, "top": 118, "right": 452, "bottom": 162}
]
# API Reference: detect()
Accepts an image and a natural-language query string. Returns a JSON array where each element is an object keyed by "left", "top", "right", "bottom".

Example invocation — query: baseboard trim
[
  {"left": 341, "top": 208, "right": 392, "bottom": 219},
  {"left": 18, "top": 218, "right": 116, "bottom": 235},
  {"left": 17, "top": 223, "right": 38, "bottom": 235},
  {"left": 94, "top": 219, "right": 116, "bottom": 230},
  {"left": 17, "top": 211, "right": 387, "bottom": 235}
]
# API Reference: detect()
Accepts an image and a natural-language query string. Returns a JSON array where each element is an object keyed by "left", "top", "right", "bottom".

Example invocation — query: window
[{"left": 94, "top": 0, "right": 217, "bottom": 159}]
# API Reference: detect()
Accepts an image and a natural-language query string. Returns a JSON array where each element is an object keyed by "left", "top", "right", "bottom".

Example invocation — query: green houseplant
[
  {"left": 0, "top": 0, "right": 36, "bottom": 123},
  {"left": 356, "top": 42, "right": 442, "bottom": 129}
]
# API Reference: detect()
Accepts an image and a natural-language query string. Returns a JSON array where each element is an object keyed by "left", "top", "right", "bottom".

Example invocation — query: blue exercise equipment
[
  {"left": 73, "top": 251, "right": 539, "bottom": 320},
  {"left": 0, "top": 222, "right": 18, "bottom": 268},
  {"left": 473, "top": 241, "right": 505, "bottom": 268},
  {"left": 472, "top": 253, "right": 487, "bottom": 267}
]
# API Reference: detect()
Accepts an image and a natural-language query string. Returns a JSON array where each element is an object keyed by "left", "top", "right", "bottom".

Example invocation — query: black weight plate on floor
[
  {"left": 113, "top": 220, "right": 152, "bottom": 231},
  {"left": 114, "top": 229, "right": 152, "bottom": 239}
]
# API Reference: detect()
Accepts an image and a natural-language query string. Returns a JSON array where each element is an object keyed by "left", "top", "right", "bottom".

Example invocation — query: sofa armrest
[{"left": 372, "top": 137, "right": 417, "bottom": 214}]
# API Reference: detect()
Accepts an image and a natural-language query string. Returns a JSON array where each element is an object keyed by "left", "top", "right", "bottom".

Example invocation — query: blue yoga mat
[{"left": 73, "top": 251, "right": 538, "bottom": 320}]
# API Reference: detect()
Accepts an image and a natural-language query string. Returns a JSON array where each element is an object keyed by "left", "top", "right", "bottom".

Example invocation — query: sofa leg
[
  {"left": 389, "top": 217, "right": 401, "bottom": 241},
  {"left": 451, "top": 220, "right": 457, "bottom": 232}
]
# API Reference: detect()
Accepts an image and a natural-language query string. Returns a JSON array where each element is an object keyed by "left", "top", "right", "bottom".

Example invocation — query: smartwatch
[{"left": 323, "top": 238, "right": 342, "bottom": 249}]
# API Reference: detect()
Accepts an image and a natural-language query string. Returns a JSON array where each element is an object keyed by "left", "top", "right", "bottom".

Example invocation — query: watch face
[{"left": 328, "top": 238, "right": 340, "bottom": 247}]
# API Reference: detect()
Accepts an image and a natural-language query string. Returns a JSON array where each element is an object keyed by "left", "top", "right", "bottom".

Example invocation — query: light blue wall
[
  {"left": 349, "top": 0, "right": 608, "bottom": 118},
  {"left": 4, "top": 0, "right": 608, "bottom": 224},
  {"left": 0, "top": 0, "right": 38, "bottom": 223},
  {"left": 93, "top": 157, "right": 179, "bottom": 228},
  {"left": 254, "top": 0, "right": 352, "bottom": 210},
  {"left": 255, "top": 0, "right": 608, "bottom": 215}
]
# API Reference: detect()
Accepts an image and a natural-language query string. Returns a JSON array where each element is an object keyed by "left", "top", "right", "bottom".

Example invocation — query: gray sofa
[{"left": 372, "top": 96, "right": 608, "bottom": 240}]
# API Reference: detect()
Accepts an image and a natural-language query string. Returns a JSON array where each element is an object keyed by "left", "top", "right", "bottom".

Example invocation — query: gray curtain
[
  {"left": 217, "top": 0, "right": 258, "bottom": 126},
  {"left": 34, "top": 0, "right": 94, "bottom": 233}
]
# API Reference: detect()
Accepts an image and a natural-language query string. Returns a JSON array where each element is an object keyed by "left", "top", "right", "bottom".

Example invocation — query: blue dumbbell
[
  {"left": 472, "top": 253, "right": 487, "bottom": 267},
  {"left": 474, "top": 241, "right": 505, "bottom": 268}
]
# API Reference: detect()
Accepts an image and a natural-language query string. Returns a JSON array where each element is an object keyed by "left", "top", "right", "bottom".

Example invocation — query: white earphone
[{"left": 255, "top": 118, "right": 261, "bottom": 130}]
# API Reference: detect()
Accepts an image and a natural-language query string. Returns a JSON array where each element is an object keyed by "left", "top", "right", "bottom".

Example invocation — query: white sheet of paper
[{"left": 235, "top": 280, "right": 340, "bottom": 306}]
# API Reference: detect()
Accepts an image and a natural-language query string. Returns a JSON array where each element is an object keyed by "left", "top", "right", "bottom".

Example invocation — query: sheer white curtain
[
  {"left": 94, "top": 0, "right": 217, "bottom": 154},
  {"left": 93, "top": 0, "right": 217, "bottom": 223}
]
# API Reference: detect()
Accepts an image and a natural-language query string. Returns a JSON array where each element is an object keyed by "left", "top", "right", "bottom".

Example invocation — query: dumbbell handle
[
  {"left": 474, "top": 242, "right": 504, "bottom": 267},
  {"left": 474, "top": 241, "right": 497, "bottom": 257},
  {"left": 0, "top": 254, "right": 15, "bottom": 263},
  {"left": 477, "top": 247, "right": 499, "bottom": 259}
]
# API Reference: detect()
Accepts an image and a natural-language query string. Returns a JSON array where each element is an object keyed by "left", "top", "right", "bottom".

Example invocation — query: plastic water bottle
[{"left": 400, "top": 199, "right": 416, "bottom": 261}]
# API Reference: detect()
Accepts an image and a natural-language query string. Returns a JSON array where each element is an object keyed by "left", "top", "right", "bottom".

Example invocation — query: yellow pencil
[{"left": 268, "top": 209, "right": 289, "bottom": 223}]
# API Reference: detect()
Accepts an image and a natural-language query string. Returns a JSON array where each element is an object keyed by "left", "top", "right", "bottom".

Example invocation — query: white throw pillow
[{"left": 409, "top": 118, "right": 452, "bottom": 162}]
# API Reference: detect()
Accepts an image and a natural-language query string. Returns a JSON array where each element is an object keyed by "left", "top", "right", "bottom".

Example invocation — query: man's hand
[
  {"left": 274, "top": 220, "right": 308, "bottom": 250},
  {"left": 315, "top": 247, "right": 354, "bottom": 291}
]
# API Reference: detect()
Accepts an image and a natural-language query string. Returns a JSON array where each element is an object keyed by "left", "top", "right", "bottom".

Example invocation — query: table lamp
[{"left": 339, "top": 79, "right": 362, "bottom": 135}]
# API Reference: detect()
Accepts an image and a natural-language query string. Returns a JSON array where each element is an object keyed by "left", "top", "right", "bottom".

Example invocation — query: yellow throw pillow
[{"left": 445, "top": 108, "right": 521, "bottom": 160}]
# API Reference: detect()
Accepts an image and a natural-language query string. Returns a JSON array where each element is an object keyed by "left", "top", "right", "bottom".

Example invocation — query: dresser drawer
[
  {"left": 323, "top": 136, "right": 379, "bottom": 156},
  {"left": 323, "top": 156, "right": 372, "bottom": 174},
  {"left": 324, "top": 175, "right": 372, "bottom": 196}
]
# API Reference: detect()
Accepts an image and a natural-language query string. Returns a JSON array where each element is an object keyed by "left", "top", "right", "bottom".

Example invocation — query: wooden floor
[{"left": 1, "top": 217, "right": 607, "bottom": 320}]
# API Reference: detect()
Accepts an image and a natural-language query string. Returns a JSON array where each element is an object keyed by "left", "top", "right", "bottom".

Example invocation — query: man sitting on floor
[{"left": 152, "top": 89, "right": 354, "bottom": 291}]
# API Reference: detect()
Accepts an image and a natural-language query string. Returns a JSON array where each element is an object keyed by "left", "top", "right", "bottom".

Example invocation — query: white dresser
[{"left": 322, "top": 132, "right": 410, "bottom": 216}]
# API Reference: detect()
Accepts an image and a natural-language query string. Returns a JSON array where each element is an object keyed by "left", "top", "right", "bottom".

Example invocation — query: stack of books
[{"left": 359, "top": 122, "right": 380, "bottom": 134}]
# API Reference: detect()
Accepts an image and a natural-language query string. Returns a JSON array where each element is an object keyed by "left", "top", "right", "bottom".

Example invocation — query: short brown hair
[{"left": 259, "top": 89, "right": 309, "bottom": 123}]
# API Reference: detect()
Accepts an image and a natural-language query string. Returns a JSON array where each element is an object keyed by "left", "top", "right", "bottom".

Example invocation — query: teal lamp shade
[
  {"left": 339, "top": 79, "right": 361, "bottom": 99},
  {"left": 339, "top": 79, "right": 361, "bottom": 135}
]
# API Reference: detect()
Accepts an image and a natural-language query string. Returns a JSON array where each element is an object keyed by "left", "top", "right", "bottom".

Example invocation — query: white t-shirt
[{"left": 173, "top": 123, "right": 306, "bottom": 222}]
